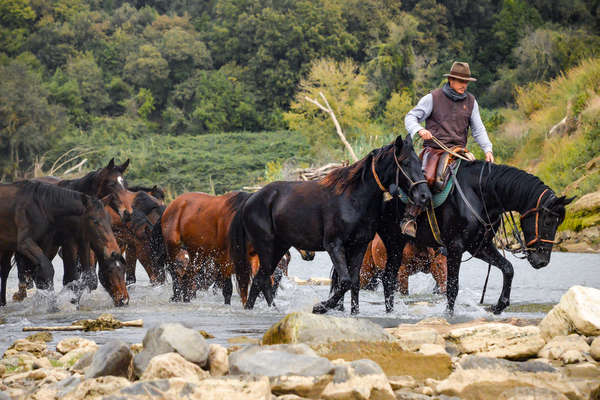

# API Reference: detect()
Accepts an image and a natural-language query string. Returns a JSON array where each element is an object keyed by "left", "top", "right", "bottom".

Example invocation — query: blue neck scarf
[{"left": 442, "top": 82, "right": 467, "bottom": 102}]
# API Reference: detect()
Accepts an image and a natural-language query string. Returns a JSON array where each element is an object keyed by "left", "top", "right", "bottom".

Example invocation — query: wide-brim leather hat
[{"left": 444, "top": 61, "right": 477, "bottom": 81}]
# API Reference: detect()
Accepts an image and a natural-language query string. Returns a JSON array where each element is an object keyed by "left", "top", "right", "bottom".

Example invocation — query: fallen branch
[{"left": 23, "top": 314, "right": 143, "bottom": 332}]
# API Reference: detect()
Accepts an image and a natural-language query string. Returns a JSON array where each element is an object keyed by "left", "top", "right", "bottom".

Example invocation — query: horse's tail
[
  {"left": 149, "top": 217, "right": 167, "bottom": 283},
  {"left": 228, "top": 207, "right": 251, "bottom": 306}
]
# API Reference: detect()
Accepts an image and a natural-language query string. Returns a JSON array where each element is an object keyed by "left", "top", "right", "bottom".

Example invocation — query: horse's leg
[
  {"left": 16, "top": 237, "right": 54, "bottom": 291},
  {"left": 329, "top": 269, "right": 346, "bottom": 311},
  {"left": 397, "top": 264, "right": 409, "bottom": 296},
  {"left": 124, "top": 243, "right": 137, "bottom": 286},
  {"left": 348, "top": 243, "right": 369, "bottom": 315},
  {"left": 0, "top": 252, "right": 12, "bottom": 306},
  {"left": 431, "top": 249, "right": 447, "bottom": 295},
  {"left": 445, "top": 251, "right": 462, "bottom": 316},
  {"left": 222, "top": 276, "right": 233, "bottom": 305},
  {"left": 313, "top": 239, "right": 351, "bottom": 314},
  {"left": 381, "top": 236, "right": 406, "bottom": 313},
  {"left": 474, "top": 243, "right": 514, "bottom": 314},
  {"left": 253, "top": 245, "right": 288, "bottom": 307},
  {"left": 61, "top": 241, "right": 80, "bottom": 289}
]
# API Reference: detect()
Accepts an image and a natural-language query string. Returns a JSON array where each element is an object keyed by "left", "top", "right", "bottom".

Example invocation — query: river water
[{"left": 1, "top": 250, "right": 598, "bottom": 354}]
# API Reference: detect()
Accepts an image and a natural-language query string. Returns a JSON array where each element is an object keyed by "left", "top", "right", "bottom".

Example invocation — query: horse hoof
[
  {"left": 486, "top": 304, "right": 506, "bottom": 315},
  {"left": 312, "top": 303, "right": 329, "bottom": 314},
  {"left": 333, "top": 303, "right": 345, "bottom": 312}
]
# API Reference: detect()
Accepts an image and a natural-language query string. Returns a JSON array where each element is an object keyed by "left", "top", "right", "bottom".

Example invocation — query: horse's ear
[
  {"left": 562, "top": 196, "right": 576, "bottom": 206},
  {"left": 107, "top": 158, "right": 115, "bottom": 169},
  {"left": 404, "top": 133, "right": 413, "bottom": 147},
  {"left": 118, "top": 159, "right": 130, "bottom": 173}
]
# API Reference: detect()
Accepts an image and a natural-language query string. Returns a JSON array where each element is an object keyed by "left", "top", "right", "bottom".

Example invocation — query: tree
[{"left": 123, "top": 43, "right": 169, "bottom": 103}]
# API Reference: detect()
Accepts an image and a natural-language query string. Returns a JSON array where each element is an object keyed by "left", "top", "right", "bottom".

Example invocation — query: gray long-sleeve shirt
[{"left": 404, "top": 93, "right": 493, "bottom": 154}]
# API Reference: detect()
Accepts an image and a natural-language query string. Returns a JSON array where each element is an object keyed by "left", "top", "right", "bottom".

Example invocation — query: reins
[{"left": 371, "top": 150, "right": 427, "bottom": 202}]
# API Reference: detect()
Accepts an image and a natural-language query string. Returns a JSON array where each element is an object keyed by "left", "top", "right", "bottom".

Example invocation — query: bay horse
[
  {"left": 229, "top": 135, "right": 431, "bottom": 315},
  {"left": 151, "top": 191, "right": 253, "bottom": 304},
  {"left": 106, "top": 189, "right": 166, "bottom": 286},
  {"left": 359, "top": 234, "right": 446, "bottom": 295},
  {"left": 0, "top": 181, "right": 128, "bottom": 307},
  {"left": 334, "top": 160, "right": 574, "bottom": 315}
]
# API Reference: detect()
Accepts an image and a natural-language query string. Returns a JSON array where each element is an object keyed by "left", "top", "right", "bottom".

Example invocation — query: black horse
[
  {"left": 333, "top": 160, "right": 574, "bottom": 315},
  {"left": 0, "top": 181, "right": 129, "bottom": 307},
  {"left": 229, "top": 135, "right": 431, "bottom": 314}
]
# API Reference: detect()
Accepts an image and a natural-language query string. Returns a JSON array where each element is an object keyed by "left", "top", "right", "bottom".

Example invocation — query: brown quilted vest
[{"left": 424, "top": 88, "right": 475, "bottom": 149}]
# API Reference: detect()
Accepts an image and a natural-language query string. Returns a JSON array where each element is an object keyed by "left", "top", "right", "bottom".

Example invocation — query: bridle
[
  {"left": 519, "top": 188, "right": 559, "bottom": 247},
  {"left": 371, "top": 149, "right": 427, "bottom": 202}
]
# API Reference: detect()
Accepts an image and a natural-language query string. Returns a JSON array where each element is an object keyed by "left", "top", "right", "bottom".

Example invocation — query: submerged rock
[
  {"left": 540, "top": 286, "right": 600, "bottom": 340},
  {"left": 445, "top": 323, "right": 545, "bottom": 360},
  {"left": 262, "top": 312, "right": 394, "bottom": 346}
]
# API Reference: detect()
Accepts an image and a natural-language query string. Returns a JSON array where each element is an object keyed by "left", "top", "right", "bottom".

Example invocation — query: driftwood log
[{"left": 23, "top": 314, "right": 143, "bottom": 332}]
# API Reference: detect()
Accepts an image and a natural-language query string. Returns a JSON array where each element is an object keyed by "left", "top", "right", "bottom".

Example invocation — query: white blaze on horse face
[{"left": 117, "top": 176, "right": 125, "bottom": 189}]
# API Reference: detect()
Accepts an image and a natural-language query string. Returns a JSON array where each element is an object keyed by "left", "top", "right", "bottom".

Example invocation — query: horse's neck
[
  {"left": 486, "top": 164, "right": 546, "bottom": 214},
  {"left": 61, "top": 173, "right": 98, "bottom": 195}
]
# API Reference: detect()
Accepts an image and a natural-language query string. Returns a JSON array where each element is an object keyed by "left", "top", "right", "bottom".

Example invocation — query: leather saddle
[{"left": 421, "top": 146, "right": 474, "bottom": 193}]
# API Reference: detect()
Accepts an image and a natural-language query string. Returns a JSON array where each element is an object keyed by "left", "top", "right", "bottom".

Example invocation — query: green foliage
[
  {"left": 136, "top": 88, "right": 155, "bottom": 120},
  {"left": 383, "top": 89, "right": 414, "bottom": 131}
]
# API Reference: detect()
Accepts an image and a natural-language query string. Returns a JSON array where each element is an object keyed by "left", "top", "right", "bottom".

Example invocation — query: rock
[
  {"left": 540, "top": 286, "right": 600, "bottom": 340},
  {"left": 130, "top": 343, "right": 143, "bottom": 355},
  {"left": 0, "top": 364, "right": 5, "bottom": 378},
  {"left": 314, "top": 340, "right": 452, "bottom": 380},
  {"left": 104, "top": 376, "right": 271, "bottom": 400},
  {"left": 262, "top": 312, "right": 394, "bottom": 346},
  {"left": 133, "top": 323, "right": 209, "bottom": 376},
  {"left": 393, "top": 389, "right": 432, "bottom": 399},
  {"left": 538, "top": 334, "right": 590, "bottom": 360},
  {"left": 62, "top": 376, "right": 131, "bottom": 400},
  {"left": 70, "top": 351, "right": 95, "bottom": 374},
  {"left": 385, "top": 326, "right": 445, "bottom": 351},
  {"left": 270, "top": 375, "right": 333, "bottom": 398},
  {"left": 570, "top": 191, "right": 600, "bottom": 214},
  {"left": 3, "top": 367, "right": 69, "bottom": 385},
  {"left": 445, "top": 323, "right": 545, "bottom": 360},
  {"left": 229, "top": 344, "right": 334, "bottom": 377},
  {"left": 208, "top": 344, "right": 228, "bottom": 376},
  {"left": 319, "top": 359, "right": 395, "bottom": 400},
  {"left": 563, "top": 362, "right": 600, "bottom": 379},
  {"left": 276, "top": 395, "right": 310, "bottom": 400},
  {"left": 199, "top": 330, "right": 215, "bottom": 339},
  {"left": 0, "top": 391, "right": 9, "bottom": 400},
  {"left": 85, "top": 340, "right": 132, "bottom": 379},
  {"left": 26, "top": 332, "right": 53, "bottom": 343},
  {"left": 498, "top": 387, "right": 568, "bottom": 400},
  {"left": 388, "top": 375, "right": 417, "bottom": 390},
  {"left": 1, "top": 352, "right": 39, "bottom": 372},
  {"left": 560, "top": 349, "right": 585, "bottom": 364},
  {"left": 59, "top": 347, "right": 97, "bottom": 367},
  {"left": 140, "top": 352, "right": 209, "bottom": 383},
  {"left": 435, "top": 356, "right": 581, "bottom": 399},
  {"left": 32, "top": 357, "right": 53, "bottom": 370},
  {"left": 228, "top": 336, "right": 262, "bottom": 345},
  {"left": 418, "top": 344, "right": 448, "bottom": 357},
  {"left": 590, "top": 337, "right": 600, "bottom": 361},
  {"left": 57, "top": 338, "right": 97, "bottom": 355},
  {"left": 5, "top": 338, "right": 47, "bottom": 356}
]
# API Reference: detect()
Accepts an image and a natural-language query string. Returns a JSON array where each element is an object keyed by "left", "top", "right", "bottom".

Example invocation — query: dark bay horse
[
  {"left": 0, "top": 182, "right": 128, "bottom": 306},
  {"left": 360, "top": 234, "right": 447, "bottom": 294},
  {"left": 334, "top": 160, "right": 573, "bottom": 315},
  {"left": 229, "top": 135, "right": 431, "bottom": 314},
  {"left": 151, "top": 191, "right": 253, "bottom": 304}
]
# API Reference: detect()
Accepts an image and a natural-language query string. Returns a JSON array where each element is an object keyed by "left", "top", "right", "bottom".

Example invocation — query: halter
[
  {"left": 519, "top": 188, "right": 559, "bottom": 247},
  {"left": 370, "top": 151, "right": 427, "bottom": 202}
]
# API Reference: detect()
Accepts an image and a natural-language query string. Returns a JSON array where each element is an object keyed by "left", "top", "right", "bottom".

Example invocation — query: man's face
[{"left": 449, "top": 78, "right": 469, "bottom": 94}]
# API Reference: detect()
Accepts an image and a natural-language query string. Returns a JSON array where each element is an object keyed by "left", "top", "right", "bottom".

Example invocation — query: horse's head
[
  {"left": 521, "top": 192, "right": 574, "bottom": 269},
  {"left": 82, "top": 195, "right": 129, "bottom": 306},
  {"left": 385, "top": 134, "right": 431, "bottom": 208},
  {"left": 96, "top": 158, "right": 134, "bottom": 218}
]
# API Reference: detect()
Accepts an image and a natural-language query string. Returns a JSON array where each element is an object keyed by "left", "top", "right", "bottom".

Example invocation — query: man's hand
[
  {"left": 418, "top": 129, "right": 433, "bottom": 140},
  {"left": 485, "top": 152, "right": 494, "bottom": 163}
]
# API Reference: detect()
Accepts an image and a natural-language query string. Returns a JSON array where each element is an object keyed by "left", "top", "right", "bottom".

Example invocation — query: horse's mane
[
  {"left": 470, "top": 161, "right": 547, "bottom": 200},
  {"left": 319, "top": 145, "right": 389, "bottom": 195},
  {"left": 129, "top": 185, "right": 166, "bottom": 201},
  {"left": 224, "top": 191, "right": 253, "bottom": 212},
  {"left": 17, "top": 181, "right": 84, "bottom": 207},
  {"left": 58, "top": 169, "right": 100, "bottom": 191},
  {"left": 133, "top": 191, "right": 165, "bottom": 215}
]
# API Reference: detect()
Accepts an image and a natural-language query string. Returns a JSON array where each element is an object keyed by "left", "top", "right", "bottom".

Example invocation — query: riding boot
[{"left": 399, "top": 204, "right": 421, "bottom": 238}]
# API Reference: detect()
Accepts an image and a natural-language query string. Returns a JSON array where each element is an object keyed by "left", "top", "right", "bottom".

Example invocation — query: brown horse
[
  {"left": 151, "top": 191, "right": 253, "bottom": 304},
  {"left": 360, "top": 234, "right": 447, "bottom": 295}
]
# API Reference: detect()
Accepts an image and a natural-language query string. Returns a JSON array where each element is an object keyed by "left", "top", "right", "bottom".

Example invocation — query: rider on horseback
[{"left": 400, "top": 62, "right": 494, "bottom": 237}]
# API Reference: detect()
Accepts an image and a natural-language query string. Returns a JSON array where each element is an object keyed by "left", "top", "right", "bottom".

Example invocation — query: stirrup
[{"left": 400, "top": 218, "right": 417, "bottom": 238}]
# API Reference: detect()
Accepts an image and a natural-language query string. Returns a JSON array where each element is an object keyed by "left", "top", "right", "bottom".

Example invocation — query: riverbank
[{"left": 2, "top": 286, "right": 599, "bottom": 400}]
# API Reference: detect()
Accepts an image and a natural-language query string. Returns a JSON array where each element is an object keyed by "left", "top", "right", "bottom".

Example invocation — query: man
[{"left": 400, "top": 61, "right": 494, "bottom": 237}]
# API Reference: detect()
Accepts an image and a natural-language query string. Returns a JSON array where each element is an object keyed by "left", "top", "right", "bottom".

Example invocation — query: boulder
[
  {"left": 140, "top": 352, "right": 209, "bottom": 383},
  {"left": 435, "top": 356, "right": 583, "bottom": 400},
  {"left": 32, "top": 357, "right": 53, "bottom": 370},
  {"left": 560, "top": 350, "right": 585, "bottom": 364},
  {"left": 25, "top": 332, "right": 53, "bottom": 343},
  {"left": 563, "top": 361, "right": 600, "bottom": 379},
  {"left": 57, "top": 338, "right": 97, "bottom": 355},
  {"left": 388, "top": 375, "right": 418, "bottom": 391},
  {"left": 262, "top": 312, "right": 394, "bottom": 346},
  {"left": 393, "top": 389, "right": 433, "bottom": 399},
  {"left": 313, "top": 340, "right": 452, "bottom": 380},
  {"left": 385, "top": 326, "right": 445, "bottom": 351},
  {"left": 229, "top": 344, "right": 334, "bottom": 377},
  {"left": 445, "top": 323, "right": 545, "bottom": 360},
  {"left": 418, "top": 344, "right": 448, "bottom": 357},
  {"left": 538, "top": 334, "right": 590, "bottom": 360},
  {"left": 62, "top": 376, "right": 131, "bottom": 400},
  {"left": 591, "top": 337, "right": 600, "bottom": 361},
  {"left": 104, "top": 376, "right": 271, "bottom": 400},
  {"left": 70, "top": 351, "right": 95, "bottom": 374},
  {"left": 59, "top": 347, "right": 97, "bottom": 367},
  {"left": 134, "top": 323, "right": 209, "bottom": 377},
  {"left": 270, "top": 375, "right": 333, "bottom": 398},
  {"left": 498, "top": 387, "right": 568, "bottom": 400},
  {"left": 1, "top": 351, "right": 41, "bottom": 372},
  {"left": 85, "top": 340, "right": 132, "bottom": 379},
  {"left": 540, "top": 286, "right": 600, "bottom": 340},
  {"left": 319, "top": 359, "right": 395, "bottom": 400},
  {"left": 207, "top": 344, "right": 228, "bottom": 377},
  {"left": 5, "top": 338, "right": 47, "bottom": 357}
]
